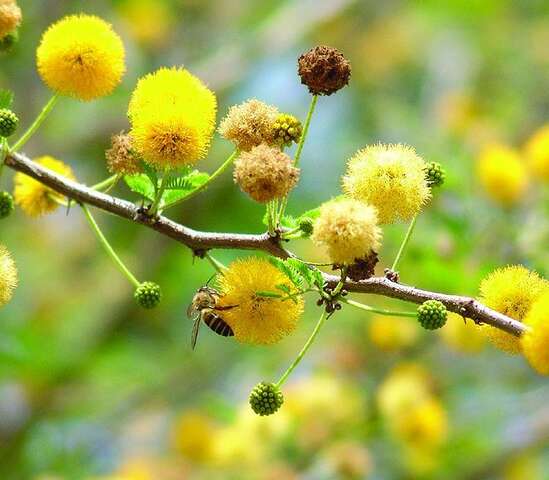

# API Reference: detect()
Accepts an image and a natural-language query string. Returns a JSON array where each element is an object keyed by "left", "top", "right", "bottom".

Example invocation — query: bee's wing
[
  {"left": 191, "top": 316, "right": 201, "bottom": 350},
  {"left": 187, "top": 302, "right": 197, "bottom": 318}
]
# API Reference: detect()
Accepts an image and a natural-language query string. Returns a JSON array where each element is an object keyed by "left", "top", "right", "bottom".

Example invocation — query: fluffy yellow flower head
[
  {"left": 368, "top": 315, "right": 419, "bottom": 352},
  {"left": 480, "top": 265, "right": 548, "bottom": 354},
  {"left": 311, "top": 198, "right": 382, "bottom": 265},
  {"left": 129, "top": 67, "right": 217, "bottom": 169},
  {"left": 439, "top": 312, "right": 486, "bottom": 353},
  {"left": 0, "top": 0, "right": 21, "bottom": 38},
  {"left": 525, "top": 124, "right": 549, "bottom": 181},
  {"left": 217, "top": 257, "right": 304, "bottom": 345},
  {"left": 342, "top": 144, "right": 431, "bottom": 224},
  {"left": 0, "top": 244, "right": 17, "bottom": 307},
  {"left": 477, "top": 144, "right": 528, "bottom": 206},
  {"left": 521, "top": 292, "right": 549, "bottom": 375},
  {"left": 14, "top": 156, "right": 75, "bottom": 217},
  {"left": 36, "top": 15, "right": 126, "bottom": 101}
]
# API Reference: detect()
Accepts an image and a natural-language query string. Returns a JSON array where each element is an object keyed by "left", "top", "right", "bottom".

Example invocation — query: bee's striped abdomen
[{"left": 203, "top": 311, "right": 234, "bottom": 337}]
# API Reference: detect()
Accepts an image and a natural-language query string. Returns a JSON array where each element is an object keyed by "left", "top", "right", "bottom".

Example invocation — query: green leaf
[
  {"left": 164, "top": 170, "right": 210, "bottom": 191},
  {"left": 268, "top": 257, "right": 305, "bottom": 289},
  {"left": 275, "top": 284, "right": 292, "bottom": 294},
  {"left": 298, "top": 206, "right": 321, "bottom": 222},
  {"left": 124, "top": 174, "right": 156, "bottom": 201},
  {"left": 0, "top": 89, "right": 13, "bottom": 109},
  {"left": 139, "top": 160, "right": 158, "bottom": 189},
  {"left": 255, "top": 290, "right": 283, "bottom": 298}
]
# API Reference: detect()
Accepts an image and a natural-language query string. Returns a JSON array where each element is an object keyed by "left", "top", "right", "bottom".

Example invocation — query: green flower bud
[
  {"left": 134, "top": 281, "right": 162, "bottom": 309},
  {"left": 0, "top": 191, "right": 14, "bottom": 219},
  {"left": 0, "top": 109, "right": 19, "bottom": 137},
  {"left": 272, "top": 113, "right": 303, "bottom": 147},
  {"left": 249, "top": 382, "right": 284, "bottom": 416},
  {"left": 417, "top": 300, "right": 447, "bottom": 330},
  {"left": 298, "top": 217, "right": 314, "bottom": 237},
  {"left": 424, "top": 161, "right": 446, "bottom": 187}
]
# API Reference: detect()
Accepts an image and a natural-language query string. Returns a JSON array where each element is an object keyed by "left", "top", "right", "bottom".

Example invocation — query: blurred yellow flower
[
  {"left": 521, "top": 292, "right": 549, "bottom": 375},
  {"left": 36, "top": 15, "right": 125, "bottom": 101},
  {"left": 477, "top": 144, "right": 528, "bottom": 206},
  {"left": 479, "top": 265, "right": 548, "bottom": 354},
  {"left": 217, "top": 257, "right": 304, "bottom": 345},
  {"left": 14, "top": 156, "right": 75, "bottom": 217},
  {"left": 0, "top": 0, "right": 21, "bottom": 38},
  {"left": 439, "top": 312, "right": 486, "bottom": 353},
  {"left": 325, "top": 441, "right": 373, "bottom": 479},
  {"left": 504, "top": 452, "right": 544, "bottom": 480},
  {"left": 524, "top": 124, "right": 549, "bottom": 181},
  {"left": 342, "top": 144, "right": 430, "bottom": 224},
  {"left": 0, "top": 244, "right": 17, "bottom": 307},
  {"left": 129, "top": 67, "right": 217, "bottom": 169},
  {"left": 171, "top": 410, "right": 217, "bottom": 463},
  {"left": 118, "top": 0, "right": 173, "bottom": 48},
  {"left": 368, "top": 315, "right": 419, "bottom": 351}
]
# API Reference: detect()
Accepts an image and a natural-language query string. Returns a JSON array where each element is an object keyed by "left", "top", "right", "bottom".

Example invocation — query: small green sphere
[
  {"left": 424, "top": 161, "right": 446, "bottom": 187},
  {"left": 298, "top": 217, "right": 314, "bottom": 237},
  {"left": 0, "top": 109, "right": 19, "bottom": 137},
  {"left": 417, "top": 300, "right": 447, "bottom": 330},
  {"left": 0, "top": 191, "right": 14, "bottom": 219},
  {"left": 272, "top": 113, "right": 303, "bottom": 147},
  {"left": 134, "top": 281, "right": 162, "bottom": 309},
  {"left": 249, "top": 382, "right": 284, "bottom": 416}
]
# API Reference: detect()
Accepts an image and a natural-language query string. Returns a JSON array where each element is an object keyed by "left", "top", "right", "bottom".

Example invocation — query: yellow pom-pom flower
[
  {"left": 0, "top": 244, "right": 17, "bottom": 307},
  {"left": 480, "top": 265, "right": 548, "bottom": 354},
  {"left": 439, "top": 312, "right": 486, "bottom": 353},
  {"left": 342, "top": 144, "right": 431, "bottom": 224},
  {"left": 217, "top": 257, "right": 304, "bottom": 345},
  {"left": 36, "top": 15, "right": 126, "bottom": 101},
  {"left": 14, "top": 156, "right": 75, "bottom": 217},
  {"left": 311, "top": 198, "right": 382, "bottom": 265},
  {"left": 524, "top": 124, "right": 549, "bottom": 181},
  {"left": 0, "top": 0, "right": 21, "bottom": 39},
  {"left": 477, "top": 144, "right": 528, "bottom": 206},
  {"left": 521, "top": 292, "right": 549, "bottom": 375},
  {"left": 129, "top": 67, "right": 217, "bottom": 169}
]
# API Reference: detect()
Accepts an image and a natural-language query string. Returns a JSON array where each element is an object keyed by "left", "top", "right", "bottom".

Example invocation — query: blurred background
[{"left": 0, "top": 0, "right": 548, "bottom": 478}]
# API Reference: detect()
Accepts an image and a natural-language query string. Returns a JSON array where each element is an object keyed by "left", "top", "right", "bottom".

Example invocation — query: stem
[
  {"left": 277, "top": 95, "right": 319, "bottom": 221},
  {"left": 331, "top": 267, "right": 348, "bottom": 297},
  {"left": 391, "top": 215, "right": 418, "bottom": 272},
  {"left": 150, "top": 172, "right": 168, "bottom": 216},
  {"left": 163, "top": 150, "right": 239, "bottom": 209},
  {"left": 0, "top": 138, "right": 8, "bottom": 178},
  {"left": 341, "top": 298, "right": 416, "bottom": 318},
  {"left": 280, "top": 226, "right": 301, "bottom": 239},
  {"left": 91, "top": 174, "right": 120, "bottom": 192},
  {"left": 266, "top": 201, "right": 275, "bottom": 234},
  {"left": 276, "top": 309, "right": 328, "bottom": 388},
  {"left": 81, "top": 204, "right": 141, "bottom": 288},
  {"left": 205, "top": 252, "right": 227, "bottom": 273},
  {"left": 11, "top": 94, "right": 60, "bottom": 153}
]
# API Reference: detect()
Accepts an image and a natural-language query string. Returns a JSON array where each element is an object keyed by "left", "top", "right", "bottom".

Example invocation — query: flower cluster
[
  {"left": 105, "top": 132, "right": 141, "bottom": 175},
  {"left": 0, "top": 244, "right": 17, "bottom": 307}
]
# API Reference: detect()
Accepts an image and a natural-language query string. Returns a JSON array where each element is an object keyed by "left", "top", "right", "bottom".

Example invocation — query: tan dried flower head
[
  {"left": 0, "top": 0, "right": 21, "bottom": 39},
  {"left": 298, "top": 45, "right": 351, "bottom": 96},
  {"left": 105, "top": 131, "right": 142, "bottom": 175},
  {"left": 219, "top": 99, "right": 279, "bottom": 151},
  {"left": 312, "top": 198, "right": 382, "bottom": 265},
  {"left": 234, "top": 144, "right": 300, "bottom": 203}
]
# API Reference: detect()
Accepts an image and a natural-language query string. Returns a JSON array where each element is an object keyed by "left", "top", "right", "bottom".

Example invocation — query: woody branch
[{"left": 4, "top": 151, "right": 526, "bottom": 337}]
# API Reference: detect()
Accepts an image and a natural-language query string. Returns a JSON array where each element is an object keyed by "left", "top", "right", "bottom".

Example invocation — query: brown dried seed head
[
  {"left": 0, "top": 1, "right": 21, "bottom": 39},
  {"left": 298, "top": 45, "right": 351, "bottom": 96},
  {"left": 234, "top": 144, "right": 300, "bottom": 203},
  {"left": 105, "top": 132, "right": 142, "bottom": 175},
  {"left": 218, "top": 99, "right": 279, "bottom": 151}
]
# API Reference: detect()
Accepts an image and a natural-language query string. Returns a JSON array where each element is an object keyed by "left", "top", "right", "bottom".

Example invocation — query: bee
[{"left": 187, "top": 286, "right": 237, "bottom": 349}]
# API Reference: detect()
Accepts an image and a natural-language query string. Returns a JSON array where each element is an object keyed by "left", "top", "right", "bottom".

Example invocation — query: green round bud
[
  {"left": 249, "top": 382, "right": 284, "bottom": 416},
  {"left": 0, "top": 31, "right": 18, "bottom": 53},
  {"left": 424, "top": 161, "right": 446, "bottom": 187},
  {"left": 298, "top": 217, "right": 314, "bottom": 237},
  {"left": 417, "top": 300, "right": 447, "bottom": 330},
  {"left": 0, "top": 109, "right": 19, "bottom": 138},
  {"left": 0, "top": 191, "right": 14, "bottom": 219},
  {"left": 134, "top": 281, "right": 162, "bottom": 309},
  {"left": 272, "top": 113, "right": 303, "bottom": 147}
]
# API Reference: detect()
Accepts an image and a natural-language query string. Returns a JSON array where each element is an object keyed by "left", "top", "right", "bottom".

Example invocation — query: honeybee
[{"left": 187, "top": 286, "right": 237, "bottom": 349}]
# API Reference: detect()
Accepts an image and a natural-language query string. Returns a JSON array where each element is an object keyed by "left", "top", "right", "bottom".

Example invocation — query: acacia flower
[
  {"left": 36, "top": 15, "right": 126, "bottom": 101},
  {"left": 218, "top": 99, "right": 279, "bottom": 151},
  {"left": 480, "top": 265, "right": 548, "bottom": 354},
  {"left": 233, "top": 144, "right": 300, "bottom": 203},
  {"left": 524, "top": 124, "right": 549, "bottom": 182},
  {"left": 311, "top": 198, "right": 382, "bottom": 265},
  {"left": 105, "top": 132, "right": 141, "bottom": 175},
  {"left": 0, "top": 0, "right": 21, "bottom": 39},
  {"left": 216, "top": 257, "right": 304, "bottom": 345},
  {"left": 129, "top": 67, "right": 217, "bottom": 169},
  {"left": 0, "top": 244, "right": 17, "bottom": 307},
  {"left": 477, "top": 144, "right": 528, "bottom": 206},
  {"left": 342, "top": 144, "right": 431, "bottom": 224},
  {"left": 14, "top": 156, "right": 75, "bottom": 217},
  {"left": 521, "top": 292, "right": 549, "bottom": 375},
  {"left": 298, "top": 45, "right": 351, "bottom": 96}
]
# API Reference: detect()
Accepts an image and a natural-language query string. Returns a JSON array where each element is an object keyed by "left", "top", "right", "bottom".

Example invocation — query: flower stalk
[{"left": 391, "top": 214, "right": 418, "bottom": 272}]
